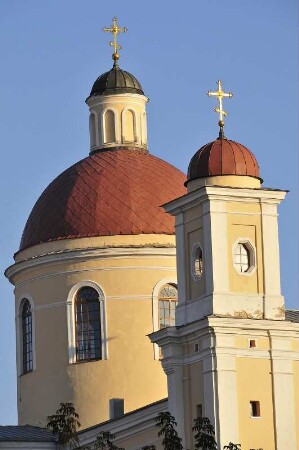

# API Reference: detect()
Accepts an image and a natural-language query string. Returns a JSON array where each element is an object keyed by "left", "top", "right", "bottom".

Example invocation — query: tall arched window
[
  {"left": 22, "top": 299, "right": 33, "bottom": 373},
  {"left": 75, "top": 287, "right": 102, "bottom": 362},
  {"left": 123, "top": 109, "right": 135, "bottom": 142},
  {"left": 158, "top": 284, "right": 178, "bottom": 329},
  {"left": 89, "top": 113, "right": 97, "bottom": 148},
  {"left": 104, "top": 109, "right": 116, "bottom": 143},
  {"left": 141, "top": 111, "right": 147, "bottom": 145}
]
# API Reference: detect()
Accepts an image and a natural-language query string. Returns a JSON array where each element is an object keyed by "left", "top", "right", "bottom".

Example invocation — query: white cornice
[
  {"left": 5, "top": 247, "right": 176, "bottom": 282},
  {"left": 150, "top": 317, "right": 299, "bottom": 347},
  {"left": 163, "top": 185, "right": 287, "bottom": 215}
]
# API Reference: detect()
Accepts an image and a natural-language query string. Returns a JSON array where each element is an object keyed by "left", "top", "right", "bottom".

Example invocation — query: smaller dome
[
  {"left": 187, "top": 138, "right": 260, "bottom": 183},
  {"left": 89, "top": 66, "right": 144, "bottom": 97}
]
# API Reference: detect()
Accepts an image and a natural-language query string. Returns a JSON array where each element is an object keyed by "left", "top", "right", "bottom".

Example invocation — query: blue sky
[{"left": 0, "top": 0, "right": 297, "bottom": 424}]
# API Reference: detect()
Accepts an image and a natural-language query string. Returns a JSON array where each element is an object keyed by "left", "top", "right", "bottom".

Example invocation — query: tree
[
  {"left": 46, "top": 402, "right": 81, "bottom": 449},
  {"left": 93, "top": 431, "right": 124, "bottom": 450},
  {"left": 155, "top": 412, "right": 183, "bottom": 450},
  {"left": 192, "top": 417, "right": 217, "bottom": 450},
  {"left": 223, "top": 444, "right": 241, "bottom": 450}
]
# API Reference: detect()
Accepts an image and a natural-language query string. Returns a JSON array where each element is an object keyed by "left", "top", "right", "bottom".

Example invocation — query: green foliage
[
  {"left": 155, "top": 412, "right": 183, "bottom": 450},
  {"left": 46, "top": 402, "right": 81, "bottom": 449},
  {"left": 223, "top": 444, "right": 241, "bottom": 450},
  {"left": 93, "top": 431, "right": 124, "bottom": 450},
  {"left": 192, "top": 417, "right": 217, "bottom": 450}
]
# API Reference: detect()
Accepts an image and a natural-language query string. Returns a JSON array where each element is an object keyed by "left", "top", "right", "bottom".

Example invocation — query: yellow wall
[
  {"left": 236, "top": 358, "right": 275, "bottom": 449},
  {"left": 227, "top": 202, "right": 264, "bottom": 295},
  {"left": 11, "top": 234, "right": 177, "bottom": 429}
]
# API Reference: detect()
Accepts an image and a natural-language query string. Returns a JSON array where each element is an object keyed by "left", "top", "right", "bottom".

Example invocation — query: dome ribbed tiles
[
  {"left": 89, "top": 67, "right": 144, "bottom": 96},
  {"left": 187, "top": 139, "right": 260, "bottom": 182},
  {"left": 20, "top": 149, "right": 186, "bottom": 251}
]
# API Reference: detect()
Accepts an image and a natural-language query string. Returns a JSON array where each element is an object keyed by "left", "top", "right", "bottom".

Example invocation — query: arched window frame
[
  {"left": 121, "top": 108, "right": 137, "bottom": 143},
  {"left": 191, "top": 242, "right": 203, "bottom": 281},
  {"left": 89, "top": 110, "right": 99, "bottom": 149},
  {"left": 102, "top": 108, "right": 118, "bottom": 144},
  {"left": 152, "top": 278, "right": 177, "bottom": 360},
  {"left": 67, "top": 281, "right": 108, "bottom": 364},
  {"left": 232, "top": 238, "right": 256, "bottom": 276},
  {"left": 16, "top": 295, "right": 36, "bottom": 376}
]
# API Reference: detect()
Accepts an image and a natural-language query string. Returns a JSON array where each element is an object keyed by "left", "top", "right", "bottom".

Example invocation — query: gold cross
[
  {"left": 207, "top": 80, "right": 233, "bottom": 128},
  {"left": 102, "top": 17, "right": 128, "bottom": 62}
]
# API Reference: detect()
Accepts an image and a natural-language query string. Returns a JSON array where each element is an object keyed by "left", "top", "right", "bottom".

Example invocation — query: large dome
[
  {"left": 20, "top": 149, "right": 186, "bottom": 251},
  {"left": 89, "top": 67, "right": 144, "bottom": 97}
]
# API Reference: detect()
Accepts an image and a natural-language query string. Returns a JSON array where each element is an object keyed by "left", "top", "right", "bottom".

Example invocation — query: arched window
[
  {"left": 22, "top": 300, "right": 33, "bottom": 373},
  {"left": 104, "top": 109, "right": 116, "bottom": 143},
  {"left": 75, "top": 287, "right": 102, "bottom": 362},
  {"left": 192, "top": 244, "right": 203, "bottom": 280},
  {"left": 89, "top": 113, "right": 97, "bottom": 148},
  {"left": 158, "top": 284, "right": 178, "bottom": 329},
  {"left": 141, "top": 111, "right": 147, "bottom": 145},
  {"left": 123, "top": 109, "right": 135, "bottom": 142}
]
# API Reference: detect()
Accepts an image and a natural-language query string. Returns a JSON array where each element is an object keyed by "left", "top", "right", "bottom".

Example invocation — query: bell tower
[{"left": 150, "top": 81, "right": 299, "bottom": 450}]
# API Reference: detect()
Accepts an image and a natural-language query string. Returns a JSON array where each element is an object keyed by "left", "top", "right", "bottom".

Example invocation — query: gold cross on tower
[
  {"left": 207, "top": 80, "right": 233, "bottom": 138},
  {"left": 102, "top": 17, "right": 128, "bottom": 65}
]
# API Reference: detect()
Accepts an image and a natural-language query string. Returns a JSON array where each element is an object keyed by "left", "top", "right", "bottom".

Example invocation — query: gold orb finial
[
  {"left": 207, "top": 80, "right": 233, "bottom": 138},
  {"left": 102, "top": 17, "right": 128, "bottom": 66}
]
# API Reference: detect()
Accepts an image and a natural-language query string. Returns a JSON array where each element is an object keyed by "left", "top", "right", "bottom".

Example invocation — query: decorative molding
[
  {"left": 7, "top": 247, "right": 176, "bottom": 282},
  {"left": 14, "top": 266, "right": 177, "bottom": 288}
]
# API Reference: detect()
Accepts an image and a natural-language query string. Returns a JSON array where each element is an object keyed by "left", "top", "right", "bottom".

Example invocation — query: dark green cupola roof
[{"left": 89, "top": 65, "right": 144, "bottom": 97}]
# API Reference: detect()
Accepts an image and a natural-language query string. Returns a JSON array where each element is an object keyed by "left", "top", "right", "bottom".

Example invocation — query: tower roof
[
  {"left": 187, "top": 138, "right": 260, "bottom": 183},
  {"left": 20, "top": 149, "right": 186, "bottom": 251},
  {"left": 89, "top": 66, "right": 144, "bottom": 97}
]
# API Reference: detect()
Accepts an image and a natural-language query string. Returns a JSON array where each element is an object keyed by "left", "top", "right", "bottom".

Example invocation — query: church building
[{"left": 2, "top": 18, "right": 299, "bottom": 450}]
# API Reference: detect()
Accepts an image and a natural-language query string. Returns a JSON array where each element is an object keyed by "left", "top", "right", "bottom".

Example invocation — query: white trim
[
  {"left": 7, "top": 247, "right": 177, "bottom": 282},
  {"left": 66, "top": 281, "right": 108, "bottom": 364},
  {"left": 152, "top": 277, "right": 177, "bottom": 360},
  {"left": 16, "top": 294, "right": 36, "bottom": 376},
  {"left": 14, "top": 266, "right": 177, "bottom": 288}
]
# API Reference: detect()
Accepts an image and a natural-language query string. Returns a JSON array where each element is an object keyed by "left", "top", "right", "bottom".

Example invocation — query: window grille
[
  {"left": 22, "top": 300, "right": 33, "bottom": 374},
  {"left": 234, "top": 243, "right": 250, "bottom": 273},
  {"left": 75, "top": 287, "right": 102, "bottom": 362},
  {"left": 158, "top": 284, "right": 178, "bottom": 329}
]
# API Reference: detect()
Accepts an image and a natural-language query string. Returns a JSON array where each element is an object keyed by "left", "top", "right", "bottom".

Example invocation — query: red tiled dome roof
[
  {"left": 20, "top": 149, "right": 186, "bottom": 251},
  {"left": 187, "top": 139, "right": 260, "bottom": 183}
]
